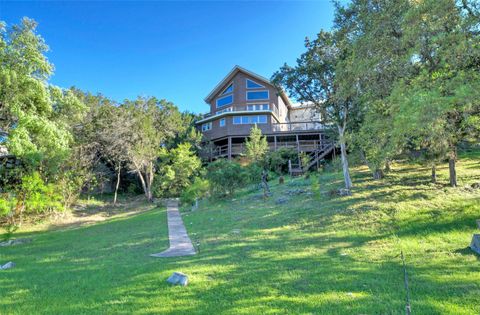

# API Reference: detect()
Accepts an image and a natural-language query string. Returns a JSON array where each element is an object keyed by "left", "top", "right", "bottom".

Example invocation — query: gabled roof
[{"left": 204, "top": 65, "right": 292, "bottom": 107}]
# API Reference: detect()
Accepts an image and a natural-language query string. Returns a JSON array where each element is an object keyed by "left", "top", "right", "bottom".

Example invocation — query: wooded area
[{"left": 273, "top": 0, "right": 480, "bottom": 190}]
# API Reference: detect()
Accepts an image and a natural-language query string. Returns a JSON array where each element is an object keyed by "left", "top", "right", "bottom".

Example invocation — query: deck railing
[
  {"left": 206, "top": 140, "right": 332, "bottom": 159},
  {"left": 272, "top": 121, "right": 324, "bottom": 132}
]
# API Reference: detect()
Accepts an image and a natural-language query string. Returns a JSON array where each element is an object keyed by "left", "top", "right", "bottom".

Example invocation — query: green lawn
[{"left": 1, "top": 151, "right": 479, "bottom": 314}]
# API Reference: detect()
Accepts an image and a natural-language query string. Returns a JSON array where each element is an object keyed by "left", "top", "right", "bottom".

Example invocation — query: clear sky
[{"left": 0, "top": 1, "right": 336, "bottom": 113}]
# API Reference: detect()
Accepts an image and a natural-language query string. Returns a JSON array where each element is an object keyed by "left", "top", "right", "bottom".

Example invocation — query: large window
[
  {"left": 216, "top": 94, "right": 233, "bottom": 108},
  {"left": 219, "top": 118, "right": 225, "bottom": 127},
  {"left": 202, "top": 122, "right": 212, "bottom": 131},
  {"left": 246, "top": 79, "right": 264, "bottom": 89},
  {"left": 221, "top": 83, "right": 233, "bottom": 95},
  {"left": 232, "top": 115, "right": 267, "bottom": 124},
  {"left": 247, "top": 104, "right": 269, "bottom": 111},
  {"left": 246, "top": 90, "right": 269, "bottom": 101}
]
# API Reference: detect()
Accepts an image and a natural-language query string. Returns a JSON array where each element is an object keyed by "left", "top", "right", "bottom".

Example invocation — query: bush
[
  {"left": 245, "top": 163, "right": 263, "bottom": 184},
  {"left": 180, "top": 177, "right": 209, "bottom": 205},
  {"left": 20, "top": 172, "right": 63, "bottom": 214},
  {"left": 206, "top": 159, "right": 247, "bottom": 198},
  {"left": 268, "top": 147, "right": 297, "bottom": 174},
  {"left": 153, "top": 143, "right": 202, "bottom": 198}
]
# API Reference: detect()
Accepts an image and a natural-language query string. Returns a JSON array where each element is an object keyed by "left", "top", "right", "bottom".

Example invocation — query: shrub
[
  {"left": 268, "top": 147, "right": 297, "bottom": 174},
  {"left": 20, "top": 172, "right": 63, "bottom": 214},
  {"left": 153, "top": 143, "right": 202, "bottom": 198},
  {"left": 206, "top": 159, "right": 247, "bottom": 198},
  {"left": 245, "top": 163, "right": 263, "bottom": 184},
  {"left": 180, "top": 177, "right": 210, "bottom": 205}
]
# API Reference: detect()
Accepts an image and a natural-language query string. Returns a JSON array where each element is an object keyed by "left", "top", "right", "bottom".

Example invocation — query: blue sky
[{"left": 0, "top": 1, "right": 336, "bottom": 113}]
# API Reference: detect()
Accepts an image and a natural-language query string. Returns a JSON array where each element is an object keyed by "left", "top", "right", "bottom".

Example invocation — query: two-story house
[{"left": 196, "top": 66, "right": 333, "bottom": 170}]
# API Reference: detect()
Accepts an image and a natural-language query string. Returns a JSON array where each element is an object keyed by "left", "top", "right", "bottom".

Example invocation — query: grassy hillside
[{"left": 1, "top": 151, "right": 479, "bottom": 314}]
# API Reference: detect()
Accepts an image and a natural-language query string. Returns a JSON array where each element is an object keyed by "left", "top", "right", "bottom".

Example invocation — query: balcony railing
[
  {"left": 272, "top": 121, "right": 324, "bottom": 132},
  {"left": 198, "top": 103, "right": 280, "bottom": 121},
  {"left": 202, "top": 140, "right": 332, "bottom": 159}
]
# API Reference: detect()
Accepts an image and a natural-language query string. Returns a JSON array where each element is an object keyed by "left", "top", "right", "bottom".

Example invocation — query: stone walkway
[{"left": 150, "top": 200, "right": 196, "bottom": 258}]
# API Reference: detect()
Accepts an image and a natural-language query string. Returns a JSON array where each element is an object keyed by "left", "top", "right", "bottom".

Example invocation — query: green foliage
[
  {"left": 20, "top": 172, "right": 62, "bottom": 214},
  {"left": 299, "top": 152, "right": 310, "bottom": 171},
  {"left": 244, "top": 163, "right": 263, "bottom": 184},
  {"left": 267, "top": 147, "right": 297, "bottom": 174},
  {"left": 180, "top": 177, "right": 210, "bottom": 205},
  {"left": 245, "top": 125, "right": 269, "bottom": 164},
  {"left": 153, "top": 143, "right": 202, "bottom": 198},
  {"left": 206, "top": 159, "right": 246, "bottom": 198}
]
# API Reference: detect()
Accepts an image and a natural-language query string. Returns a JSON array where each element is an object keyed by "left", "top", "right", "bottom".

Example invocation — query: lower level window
[
  {"left": 202, "top": 122, "right": 212, "bottom": 131},
  {"left": 232, "top": 115, "right": 267, "bottom": 124},
  {"left": 219, "top": 118, "right": 225, "bottom": 127}
]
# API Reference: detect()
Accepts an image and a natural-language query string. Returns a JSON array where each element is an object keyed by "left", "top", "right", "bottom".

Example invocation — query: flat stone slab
[
  {"left": 0, "top": 262, "right": 15, "bottom": 270},
  {"left": 150, "top": 200, "right": 196, "bottom": 258},
  {"left": 0, "top": 238, "right": 32, "bottom": 247},
  {"left": 167, "top": 272, "right": 189, "bottom": 286}
]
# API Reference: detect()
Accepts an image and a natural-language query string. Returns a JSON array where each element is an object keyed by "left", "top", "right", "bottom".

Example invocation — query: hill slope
[{"left": 0, "top": 151, "right": 479, "bottom": 314}]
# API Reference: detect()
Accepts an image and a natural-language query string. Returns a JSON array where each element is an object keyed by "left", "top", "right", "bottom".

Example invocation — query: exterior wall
[
  {"left": 201, "top": 71, "right": 285, "bottom": 141},
  {"left": 276, "top": 95, "right": 289, "bottom": 123},
  {"left": 201, "top": 113, "right": 273, "bottom": 140},
  {"left": 209, "top": 71, "right": 281, "bottom": 116},
  {"left": 289, "top": 106, "right": 320, "bottom": 122}
]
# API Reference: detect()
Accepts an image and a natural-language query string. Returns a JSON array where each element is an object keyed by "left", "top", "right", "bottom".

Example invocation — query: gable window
[
  {"left": 246, "top": 79, "right": 264, "bottom": 89},
  {"left": 216, "top": 94, "right": 233, "bottom": 108},
  {"left": 246, "top": 90, "right": 269, "bottom": 101},
  {"left": 221, "top": 83, "right": 234, "bottom": 95},
  {"left": 232, "top": 115, "right": 268, "bottom": 124},
  {"left": 219, "top": 118, "right": 226, "bottom": 127},
  {"left": 202, "top": 122, "right": 212, "bottom": 131},
  {"left": 247, "top": 104, "right": 269, "bottom": 111}
]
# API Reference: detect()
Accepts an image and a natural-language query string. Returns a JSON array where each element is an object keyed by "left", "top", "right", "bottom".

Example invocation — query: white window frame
[
  {"left": 232, "top": 115, "right": 268, "bottom": 125},
  {"left": 246, "top": 79, "right": 265, "bottom": 89},
  {"left": 221, "top": 82, "right": 234, "bottom": 95},
  {"left": 247, "top": 103, "right": 269, "bottom": 111},
  {"left": 246, "top": 90, "right": 269, "bottom": 101},
  {"left": 216, "top": 107, "right": 233, "bottom": 115},
  {"left": 219, "top": 118, "right": 226, "bottom": 127},
  {"left": 216, "top": 94, "right": 234, "bottom": 108},
  {"left": 202, "top": 122, "right": 212, "bottom": 131}
]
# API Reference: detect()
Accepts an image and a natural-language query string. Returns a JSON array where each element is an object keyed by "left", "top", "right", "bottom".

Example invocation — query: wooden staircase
[{"left": 289, "top": 143, "right": 335, "bottom": 176}]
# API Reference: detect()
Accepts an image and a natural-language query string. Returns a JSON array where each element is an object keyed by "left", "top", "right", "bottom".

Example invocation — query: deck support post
[
  {"left": 228, "top": 137, "right": 232, "bottom": 160},
  {"left": 274, "top": 135, "right": 277, "bottom": 151},
  {"left": 296, "top": 135, "right": 300, "bottom": 153}
]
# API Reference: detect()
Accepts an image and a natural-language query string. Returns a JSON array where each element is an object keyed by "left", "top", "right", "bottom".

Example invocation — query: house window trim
[
  {"left": 232, "top": 115, "right": 268, "bottom": 125},
  {"left": 221, "top": 82, "right": 234, "bottom": 95},
  {"left": 246, "top": 90, "right": 269, "bottom": 101},
  {"left": 216, "top": 107, "right": 233, "bottom": 115},
  {"left": 202, "top": 122, "right": 212, "bottom": 131},
  {"left": 216, "top": 94, "right": 234, "bottom": 108},
  {"left": 247, "top": 103, "right": 270, "bottom": 111},
  {"left": 219, "top": 118, "right": 226, "bottom": 127},
  {"left": 246, "top": 79, "right": 265, "bottom": 89}
]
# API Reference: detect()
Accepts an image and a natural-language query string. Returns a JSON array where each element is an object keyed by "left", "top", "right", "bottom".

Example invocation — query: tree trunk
[
  {"left": 144, "top": 162, "right": 154, "bottom": 202},
  {"left": 338, "top": 126, "right": 353, "bottom": 190},
  {"left": 385, "top": 160, "right": 391, "bottom": 173},
  {"left": 113, "top": 164, "right": 121, "bottom": 205},
  {"left": 431, "top": 164, "right": 437, "bottom": 184},
  {"left": 136, "top": 169, "right": 149, "bottom": 199},
  {"left": 449, "top": 148, "right": 457, "bottom": 187}
]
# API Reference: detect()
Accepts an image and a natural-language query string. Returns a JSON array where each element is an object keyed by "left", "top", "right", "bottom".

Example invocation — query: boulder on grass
[
  {"left": 167, "top": 272, "right": 188, "bottom": 286},
  {"left": 470, "top": 234, "right": 480, "bottom": 255}
]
